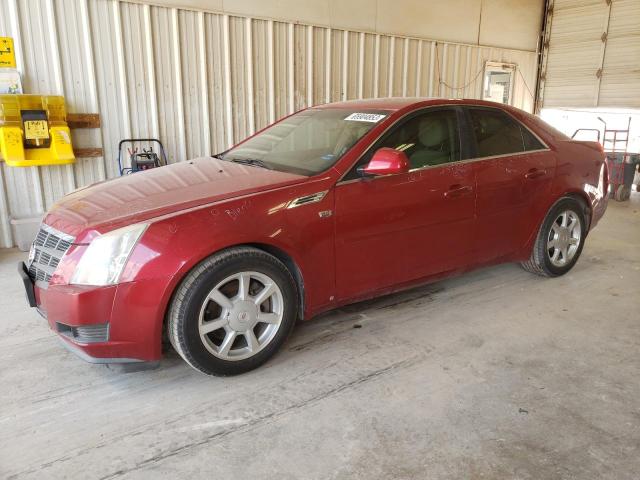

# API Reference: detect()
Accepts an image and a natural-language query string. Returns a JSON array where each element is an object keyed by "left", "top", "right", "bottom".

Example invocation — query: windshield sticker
[{"left": 344, "top": 113, "right": 387, "bottom": 123}]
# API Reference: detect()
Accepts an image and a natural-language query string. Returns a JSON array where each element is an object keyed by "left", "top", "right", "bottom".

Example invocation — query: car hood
[{"left": 43, "top": 157, "right": 306, "bottom": 237}]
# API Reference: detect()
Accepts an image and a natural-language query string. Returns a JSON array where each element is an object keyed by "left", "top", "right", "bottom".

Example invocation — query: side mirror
[{"left": 360, "top": 148, "right": 410, "bottom": 177}]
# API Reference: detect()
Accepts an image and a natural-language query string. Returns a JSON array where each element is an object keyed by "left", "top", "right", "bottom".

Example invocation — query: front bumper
[
  {"left": 20, "top": 262, "right": 166, "bottom": 364},
  {"left": 18, "top": 262, "right": 36, "bottom": 307},
  {"left": 57, "top": 336, "right": 146, "bottom": 364}
]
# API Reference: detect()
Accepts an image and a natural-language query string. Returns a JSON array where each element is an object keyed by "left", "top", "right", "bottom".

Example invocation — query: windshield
[{"left": 220, "top": 108, "right": 390, "bottom": 175}]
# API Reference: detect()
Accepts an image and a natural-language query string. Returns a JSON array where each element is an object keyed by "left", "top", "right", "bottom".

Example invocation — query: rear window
[{"left": 468, "top": 108, "right": 545, "bottom": 158}]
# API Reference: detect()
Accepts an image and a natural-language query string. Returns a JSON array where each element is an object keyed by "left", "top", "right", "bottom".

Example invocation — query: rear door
[
  {"left": 467, "top": 107, "right": 555, "bottom": 262},
  {"left": 333, "top": 107, "right": 476, "bottom": 301}
]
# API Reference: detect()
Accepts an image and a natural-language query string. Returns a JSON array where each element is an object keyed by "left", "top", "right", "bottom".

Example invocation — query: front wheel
[
  {"left": 168, "top": 247, "right": 298, "bottom": 376},
  {"left": 521, "top": 197, "right": 587, "bottom": 277}
]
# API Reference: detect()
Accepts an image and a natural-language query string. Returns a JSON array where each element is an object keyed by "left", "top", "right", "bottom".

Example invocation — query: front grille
[
  {"left": 28, "top": 224, "right": 75, "bottom": 284},
  {"left": 57, "top": 322, "right": 109, "bottom": 343}
]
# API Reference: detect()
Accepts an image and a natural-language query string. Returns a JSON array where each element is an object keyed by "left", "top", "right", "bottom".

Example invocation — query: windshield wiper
[
  {"left": 230, "top": 158, "right": 273, "bottom": 170},
  {"left": 211, "top": 153, "right": 226, "bottom": 160}
]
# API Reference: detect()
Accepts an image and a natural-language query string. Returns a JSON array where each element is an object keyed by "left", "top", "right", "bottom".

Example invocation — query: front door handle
[
  {"left": 444, "top": 184, "right": 473, "bottom": 198},
  {"left": 524, "top": 168, "right": 547, "bottom": 180}
]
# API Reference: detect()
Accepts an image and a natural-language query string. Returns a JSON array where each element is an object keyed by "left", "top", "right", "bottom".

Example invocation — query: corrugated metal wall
[
  {"left": 540, "top": 0, "right": 640, "bottom": 109},
  {"left": 0, "top": 0, "right": 538, "bottom": 248}
]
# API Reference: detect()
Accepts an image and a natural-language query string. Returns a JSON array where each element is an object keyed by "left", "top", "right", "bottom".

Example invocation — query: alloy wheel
[
  {"left": 198, "top": 271, "right": 284, "bottom": 361},
  {"left": 547, "top": 210, "right": 581, "bottom": 267}
]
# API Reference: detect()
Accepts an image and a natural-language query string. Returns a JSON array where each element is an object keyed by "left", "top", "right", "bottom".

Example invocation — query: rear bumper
[
  {"left": 20, "top": 262, "right": 168, "bottom": 364},
  {"left": 591, "top": 190, "right": 608, "bottom": 231}
]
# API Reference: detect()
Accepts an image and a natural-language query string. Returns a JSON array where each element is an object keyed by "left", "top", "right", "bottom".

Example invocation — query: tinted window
[
  {"left": 373, "top": 110, "right": 461, "bottom": 169},
  {"left": 522, "top": 127, "right": 545, "bottom": 151},
  {"left": 468, "top": 108, "right": 544, "bottom": 157}
]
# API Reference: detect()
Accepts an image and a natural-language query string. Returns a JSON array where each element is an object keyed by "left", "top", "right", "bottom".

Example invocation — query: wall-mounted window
[{"left": 483, "top": 62, "right": 516, "bottom": 105}]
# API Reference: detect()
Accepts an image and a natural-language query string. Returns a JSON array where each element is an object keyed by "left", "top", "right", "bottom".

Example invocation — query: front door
[{"left": 334, "top": 108, "right": 476, "bottom": 302}]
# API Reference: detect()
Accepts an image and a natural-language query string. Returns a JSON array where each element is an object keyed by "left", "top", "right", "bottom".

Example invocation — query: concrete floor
[{"left": 1, "top": 195, "right": 639, "bottom": 480}]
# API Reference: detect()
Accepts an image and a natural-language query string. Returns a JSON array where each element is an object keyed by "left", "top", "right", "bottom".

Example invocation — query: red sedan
[{"left": 19, "top": 98, "right": 608, "bottom": 375}]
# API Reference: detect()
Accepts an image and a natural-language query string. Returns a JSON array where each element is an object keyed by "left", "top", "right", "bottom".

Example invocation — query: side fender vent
[{"left": 287, "top": 191, "right": 328, "bottom": 209}]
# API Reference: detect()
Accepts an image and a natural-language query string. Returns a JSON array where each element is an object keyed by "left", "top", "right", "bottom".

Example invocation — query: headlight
[{"left": 71, "top": 223, "right": 148, "bottom": 286}]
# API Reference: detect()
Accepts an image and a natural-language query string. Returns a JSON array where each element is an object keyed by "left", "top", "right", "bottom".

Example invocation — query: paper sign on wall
[{"left": 0, "top": 37, "right": 17, "bottom": 68}]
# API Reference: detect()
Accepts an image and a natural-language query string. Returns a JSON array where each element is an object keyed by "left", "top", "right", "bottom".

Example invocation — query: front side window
[
  {"left": 369, "top": 109, "right": 461, "bottom": 170},
  {"left": 221, "top": 108, "right": 389, "bottom": 176},
  {"left": 468, "top": 108, "right": 545, "bottom": 158}
]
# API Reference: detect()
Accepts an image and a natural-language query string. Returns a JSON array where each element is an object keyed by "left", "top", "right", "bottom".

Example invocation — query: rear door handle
[
  {"left": 524, "top": 168, "right": 547, "bottom": 180},
  {"left": 444, "top": 184, "right": 473, "bottom": 198}
]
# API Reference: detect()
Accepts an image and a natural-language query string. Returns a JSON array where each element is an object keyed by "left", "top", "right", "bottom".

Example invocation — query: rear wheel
[
  {"left": 168, "top": 247, "right": 298, "bottom": 376},
  {"left": 521, "top": 197, "right": 586, "bottom": 277}
]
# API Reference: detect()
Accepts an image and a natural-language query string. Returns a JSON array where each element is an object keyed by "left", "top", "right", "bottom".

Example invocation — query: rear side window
[
  {"left": 468, "top": 108, "right": 544, "bottom": 157},
  {"left": 522, "top": 127, "right": 545, "bottom": 151}
]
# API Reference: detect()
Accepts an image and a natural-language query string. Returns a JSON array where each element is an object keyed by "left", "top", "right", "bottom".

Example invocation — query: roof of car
[{"left": 315, "top": 97, "right": 512, "bottom": 112}]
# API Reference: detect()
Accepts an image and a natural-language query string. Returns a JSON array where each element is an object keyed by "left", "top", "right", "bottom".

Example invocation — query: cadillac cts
[{"left": 19, "top": 98, "right": 608, "bottom": 376}]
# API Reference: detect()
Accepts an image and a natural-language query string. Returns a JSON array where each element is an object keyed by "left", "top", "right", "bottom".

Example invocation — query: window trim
[{"left": 336, "top": 104, "right": 550, "bottom": 186}]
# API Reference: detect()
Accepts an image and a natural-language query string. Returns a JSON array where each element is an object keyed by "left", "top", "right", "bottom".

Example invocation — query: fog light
[{"left": 56, "top": 322, "right": 109, "bottom": 343}]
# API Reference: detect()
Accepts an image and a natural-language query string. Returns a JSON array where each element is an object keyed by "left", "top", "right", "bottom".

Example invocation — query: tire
[
  {"left": 521, "top": 197, "right": 587, "bottom": 277},
  {"left": 168, "top": 247, "right": 298, "bottom": 376}
]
